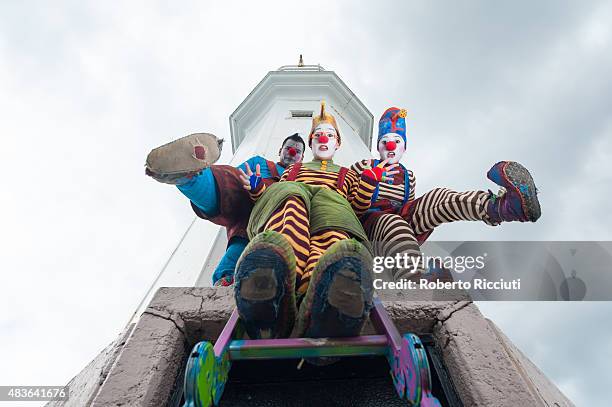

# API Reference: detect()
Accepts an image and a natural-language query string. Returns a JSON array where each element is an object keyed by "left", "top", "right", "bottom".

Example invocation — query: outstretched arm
[
  {"left": 176, "top": 169, "right": 220, "bottom": 217},
  {"left": 176, "top": 156, "right": 263, "bottom": 216}
]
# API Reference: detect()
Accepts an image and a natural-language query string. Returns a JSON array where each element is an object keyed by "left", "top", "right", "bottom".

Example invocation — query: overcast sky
[{"left": 1, "top": 1, "right": 611, "bottom": 406}]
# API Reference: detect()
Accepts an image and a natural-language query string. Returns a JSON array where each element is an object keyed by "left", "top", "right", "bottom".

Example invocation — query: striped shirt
[
  {"left": 250, "top": 160, "right": 378, "bottom": 215},
  {"left": 350, "top": 159, "right": 416, "bottom": 205}
]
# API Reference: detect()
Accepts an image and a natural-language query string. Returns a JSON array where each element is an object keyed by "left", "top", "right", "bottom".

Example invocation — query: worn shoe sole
[
  {"left": 145, "top": 133, "right": 223, "bottom": 183},
  {"left": 296, "top": 239, "right": 374, "bottom": 338},
  {"left": 489, "top": 161, "right": 541, "bottom": 222},
  {"left": 234, "top": 231, "right": 297, "bottom": 339},
  {"left": 328, "top": 269, "right": 365, "bottom": 318}
]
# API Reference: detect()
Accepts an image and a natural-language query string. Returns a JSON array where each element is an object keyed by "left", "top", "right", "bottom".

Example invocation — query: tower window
[{"left": 290, "top": 110, "right": 313, "bottom": 118}]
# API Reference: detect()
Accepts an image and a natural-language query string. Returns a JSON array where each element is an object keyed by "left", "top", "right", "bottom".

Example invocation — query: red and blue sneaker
[{"left": 486, "top": 161, "right": 541, "bottom": 223}]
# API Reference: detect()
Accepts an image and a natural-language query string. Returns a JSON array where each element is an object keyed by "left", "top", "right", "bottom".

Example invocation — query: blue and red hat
[{"left": 378, "top": 107, "right": 407, "bottom": 144}]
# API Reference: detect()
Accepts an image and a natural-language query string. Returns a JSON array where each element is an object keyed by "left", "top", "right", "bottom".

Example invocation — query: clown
[
  {"left": 145, "top": 132, "right": 305, "bottom": 286},
  {"left": 352, "top": 107, "right": 541, "bottom": 280},
  {"left": 234, "top": 101, "right": 396, "bottom": 341}
]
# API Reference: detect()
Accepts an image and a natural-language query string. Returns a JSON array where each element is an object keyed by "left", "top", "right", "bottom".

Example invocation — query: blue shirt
[
  {"left": 237, "top": 156, "right": 284, "bottom": 180},
  {"left": 177, "top": 156, "right": 284, "bottom": 217}
]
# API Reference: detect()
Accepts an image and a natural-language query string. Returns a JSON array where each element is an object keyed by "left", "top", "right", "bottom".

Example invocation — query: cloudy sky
[{"left": 1, "top": 1, "right": 611, "bottom": 405}]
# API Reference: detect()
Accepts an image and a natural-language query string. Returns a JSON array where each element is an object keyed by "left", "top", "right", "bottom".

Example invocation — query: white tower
[
  {"left": 127, "top": 62, "right": 375, "bottom": 324},
  {"left": 52, "top": 61, "right": 573, "bottom": 407}
]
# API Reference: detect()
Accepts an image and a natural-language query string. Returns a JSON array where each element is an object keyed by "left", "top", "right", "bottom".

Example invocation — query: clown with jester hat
[{"left": 351, "top": 107, "right": 542, "bottom": 280}]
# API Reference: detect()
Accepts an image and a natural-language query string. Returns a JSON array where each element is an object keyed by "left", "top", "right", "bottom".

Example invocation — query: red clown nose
[
  {"left": 288, "top": 147, "right": 297, "bottom": 156},
  {"left": 385, "top": 141, "right": 397, "bottom": 151},
  {"left": 318, "top": 135, "right": 329, "bottom": 144}
]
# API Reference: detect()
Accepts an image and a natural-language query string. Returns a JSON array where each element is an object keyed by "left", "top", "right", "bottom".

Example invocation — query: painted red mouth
[
  {"left": 320, "top": 145, "right": 328, "bottom": 151},
  {"left": 387, "top": 152, "right": 395, "bottom": 158}
]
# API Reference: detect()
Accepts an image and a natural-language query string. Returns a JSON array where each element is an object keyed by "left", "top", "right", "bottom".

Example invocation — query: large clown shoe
[
  {"left": 296, "top": 239, "right": 374, "bottom": 339},
  {"left": 234, "top": 231, "right": 297, "bottom": 339},
  {"left": 486, "top": 161, "right": 541, "bottom": 223},
  {"left": 145, "top": 132, "right": 223, "bottom": 185}
]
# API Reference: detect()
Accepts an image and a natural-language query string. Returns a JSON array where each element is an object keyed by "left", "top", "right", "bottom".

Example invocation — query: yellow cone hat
[{"left": 309, "top": 101, "right": 341, "bottom": 146}]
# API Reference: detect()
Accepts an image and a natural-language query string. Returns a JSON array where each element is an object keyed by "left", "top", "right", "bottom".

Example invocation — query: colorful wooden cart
[{"left": 183, "top": 297, "right": 441, "bottom": 406}]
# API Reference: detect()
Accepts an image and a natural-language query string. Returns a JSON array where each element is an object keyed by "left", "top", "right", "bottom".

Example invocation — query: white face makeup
[
  {"left": 377, "top": 133, "right": 406, "bottom": 164},
  {"left": 311, "top": 123, "right": 338, "bottom": 161}
]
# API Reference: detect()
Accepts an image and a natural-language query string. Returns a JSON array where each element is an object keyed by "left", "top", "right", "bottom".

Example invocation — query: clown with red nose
[
  {"left": 233, "top": 101, "right": 396, "bottom": 344},
  {"left": 377, "top": 108, "right": 407, "bottom": 165},
  {"left": 351, "top": 107, "right": 542, "bottom": 282}
]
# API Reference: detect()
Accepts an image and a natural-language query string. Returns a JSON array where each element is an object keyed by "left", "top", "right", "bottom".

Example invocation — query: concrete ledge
[
  {"left": 488, "top": 320, "right": 574, "bottom": 407},
  {"left": 433, "top": 303, "right": 574, "bottom": 407},
  {"left": 91, "top": 312, "right": 186, "bottom": 407},
  {"left": 88, "top": 287, "right": 572, "bottom": 407},
  {"left": 434, "top": 303, "right": 539, "bottom": 406},
  {"left": 46, "top": 325, "right": 134, "bottom": 407}
]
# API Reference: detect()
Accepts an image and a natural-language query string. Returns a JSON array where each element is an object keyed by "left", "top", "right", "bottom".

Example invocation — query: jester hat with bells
[{"left": 309, "top": 101, "right": 341, "bottom": 147}]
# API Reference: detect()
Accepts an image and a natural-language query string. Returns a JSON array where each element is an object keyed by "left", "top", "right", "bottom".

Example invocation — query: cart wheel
[
  {"left": 387, "top": 335, "right": 420, "bottom": 404},
  {"left": 183, "top": 342, "right": 231, "bottom": 407},
  {"left": 405, "top": 334, "right": 442, "bottom": 407},
  {"left": 212, "top": 349, "right": 231, "bottom": 405}
]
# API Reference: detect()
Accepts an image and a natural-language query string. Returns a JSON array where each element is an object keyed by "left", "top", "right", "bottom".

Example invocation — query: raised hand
[
  {"left": 378, "top": 158, "right": 400, "bottom": 183},
  {"left": 238, "top": 162, "right": 262, "bottom": 191},
  {"left": 363, "top": 158, "right": 400, "bottom": 182}
]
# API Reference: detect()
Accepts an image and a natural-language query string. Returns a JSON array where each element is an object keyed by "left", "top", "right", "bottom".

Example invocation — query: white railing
[{"left": 277, "top": 64, "right": 325, "bottom": 72}]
